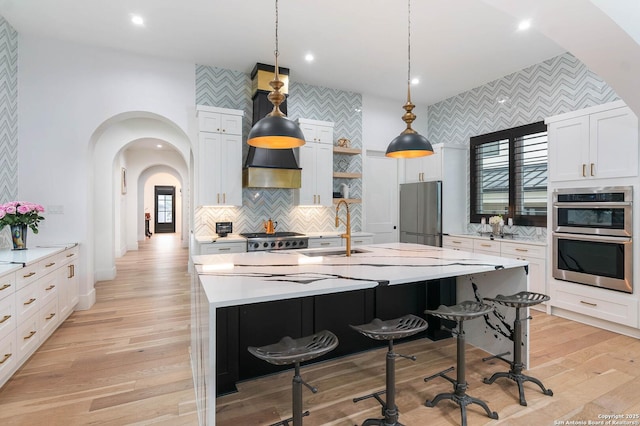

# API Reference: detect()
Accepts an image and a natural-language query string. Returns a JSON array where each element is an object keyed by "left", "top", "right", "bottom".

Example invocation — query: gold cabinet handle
[
  {"left": 0, "top": 284, "right": 10, "bottom": 291},
  {"left": 219, "top": 247, "right": 231, "bottom": 251},
  {"left": 451, "top": 241, "right": 462, "bottom": 244},
  {"left": 515, "top": 248, "right": 529, "bottom": 252},
  {"left": 23, "top": 330, "right": 36, "bottom": 340},
  {"left": 582, "top": 164, "right": 586, "bottom": 177},
  {"left": 68, "top": 264, "right": 75, "bottom": 279},
  {"left": 317, "top": 195, "right": 320, "bottom": 204},
  {"left": 0, "top": 315, "right": 11, "bottom": 324},
  {"left": 590, "top": 163, "right": 595, "bottom": 176},
  {"left": 580, "top": 300, "right": 597, "bottom": 307},
  {"left": 23, "top": 272, "right": 36, "bottom": 278},
  {"left": 66, "top": 253, "right": 75, "bottom": 258},
  {"left": 480, "top": 243, "right": 492, "bottom": 247},
  {"left": 45, "top": 285, "right": 56, "bottom": 291},
  {"left": 45, "top": 313, "right": 56, "bottom": 320},
  {"left": 23, "top": 298, "right": 37, "bottom": 306},
  {"left": 45, "top": 262, "right": 56, "bottom": 268},
  {"left": 0, "top": 353, "right": 12, "bottom": 364},
  {"left": 320, "top": 242, "right": 331, "bottom": 246},
  {"left": 223, "top": 193, "right": 226, "bottom": 204}
]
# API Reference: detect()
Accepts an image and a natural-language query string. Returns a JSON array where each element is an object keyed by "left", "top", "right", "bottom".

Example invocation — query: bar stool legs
[
  {"left": 483, "top": 292, "right": 553, "bottom": 406},
  {"left": 423, "top": 301, "right": 498, "bottom": 426},
  {"left": 351, "top": 315, "right": 428, "bottom": 426}
]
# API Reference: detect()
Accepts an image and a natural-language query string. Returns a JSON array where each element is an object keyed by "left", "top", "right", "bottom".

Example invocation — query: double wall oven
[{"left": 552, "top": 186, "right": 633, "bottom": 293}]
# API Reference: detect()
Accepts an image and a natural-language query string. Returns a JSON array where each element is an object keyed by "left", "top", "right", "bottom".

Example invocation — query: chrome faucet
[{"left": 335, "top": 200, "right": 351, "bottom": 256}]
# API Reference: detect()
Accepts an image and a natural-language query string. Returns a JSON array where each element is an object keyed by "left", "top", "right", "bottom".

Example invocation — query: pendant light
[
  {"left": 385, "top": 0, "right": 434, "bottom": 158},
  {"left": 247, "top": 0, "right": 305, "bottom": 149}
]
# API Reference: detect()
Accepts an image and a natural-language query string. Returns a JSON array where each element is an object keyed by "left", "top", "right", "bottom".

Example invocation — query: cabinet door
[
  {"left": 420, "top": 145, "right": 442, "bottom": 181},
  {"left": 315, "top": 143, "right": 333, "bottom": 206},
  {"left": 198, "top": 112, "right": 222, "bottom": 133},
  {"left": 590, "top": 107, "right": 638, "bottom": 179},
  {"left": 548, "top": 116, "right": 589, "bottom": 182},
  {"left": 198, "top": 132, "right": 222, "bottom": 206},
  {"left": 296, "top": 143, "right": 317, "bottom": 205},
  {"left": 219, "top": 134, "right": 242, "bottom": 206},
  {"left": 315, "top": 125, "right": 333, "bottom": 144},
  {"left": 405, "top": 156, "right": 427, "bottom": 183},
  {"left": 219, "top": 114, "right": 243, "bottom": 135}
]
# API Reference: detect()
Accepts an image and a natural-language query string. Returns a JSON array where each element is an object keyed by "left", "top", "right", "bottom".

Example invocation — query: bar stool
[
  {"left": 482, "top": 291, "right": 553, "bottom": 406},
  {"left": 423, "top": 301, "right": 498, "bottom": 426},
  {"left": 248, "top": 330, "right": 338, "bottom": 426},
  {"left": 351, "top": 314, "right": 428, "bottom": 426}
]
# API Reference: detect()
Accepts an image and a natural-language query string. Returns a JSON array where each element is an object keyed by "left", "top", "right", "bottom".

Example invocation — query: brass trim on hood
[{"left": 243, "top": 167, "right": 301, "bottom": 189}]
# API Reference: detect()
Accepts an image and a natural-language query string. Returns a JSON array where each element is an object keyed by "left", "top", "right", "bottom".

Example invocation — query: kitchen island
[{"left": 191, "top": 242, "right": 528, "bottom": 425}]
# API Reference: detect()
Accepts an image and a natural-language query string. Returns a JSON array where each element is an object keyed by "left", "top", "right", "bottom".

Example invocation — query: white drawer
[
  {"left": 15, "top": 282, "right": 40, "bottom": 322},
  {"left": 308, "top": 238, "right": 342, "bottom": 248},
  {"left": 15, "top": 262, "right": 42, "bottom": 290},
  {"left": 473, "top": 239, "right": 501, "bottom": 254},
  {"left": 39, "top": 273, "right": 59, "bottom": 307},
  {"left": 39, "top": 299, "right": 59, "bottom": 338},
  {"left": 0, "top": 272, "right": 15, "bottom": 302},
  {"left": 0, "top": 332, "right": 17, "bottom": 384},
  {"left": 501, "top": 242, "right": 545, "bottom": 259},
  {"left": 16, "top": 313, "right": 40, "bottom": 361},
  {"left": 442, "top": 236, "right": 473, "bottom": 251},
  {"left": 60, "top": 246, "right": 79, "bottom": 265},
  {"left": 552, "top": 283, "right": 638, "bottom": 328},
  {"left": 0, "top": 295, "right": 16, "bottom": 342},
  {"left": 351, "top": 236, "right": 374, "bottom": 246},
  {"left": 200, "top": 242, "right": 246, "bottom": 255}
]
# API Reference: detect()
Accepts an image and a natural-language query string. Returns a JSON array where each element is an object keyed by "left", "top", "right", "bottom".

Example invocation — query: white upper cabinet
[
  {"left": 295, "top": 119, "right": 334, "bottom": 206},
  {"left": 196, "top": 106, "right": 244, "bottom": 206},
  {"left": 405, "top": 143, "right": 443, "bottom": 183},
  {"left": 547, "top": 101, "right": 639, "bottom": 182}
]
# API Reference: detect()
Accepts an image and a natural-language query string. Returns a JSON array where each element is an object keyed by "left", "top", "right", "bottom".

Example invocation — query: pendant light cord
[
  {"left": 274, "top": 0, "right": 280, "bottom": 79},
  {"left": 407, "top": 0, "right": 411, "bottom": 87}
]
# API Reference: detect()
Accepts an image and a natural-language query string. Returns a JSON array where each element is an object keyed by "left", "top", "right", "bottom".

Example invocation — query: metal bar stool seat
[
  {"left": 248, "top": 330, "right": 338, "bottom": 426},
  {"left": 423, "top": 301, "right": 498, "bottom": 426},
  {"left": 482, "top": 291, "right": 553, "bottom": 406},
  {"left": 351, "top": 314, "right": 428, "bottom": 426}
]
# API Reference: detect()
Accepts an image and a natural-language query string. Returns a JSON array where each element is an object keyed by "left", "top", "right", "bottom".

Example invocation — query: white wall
[{"left": 17, "top": 35, "right": 196, "bottom": 309}]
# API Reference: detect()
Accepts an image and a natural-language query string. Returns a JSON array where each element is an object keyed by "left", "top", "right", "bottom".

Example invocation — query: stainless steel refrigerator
[{"left": 399, "top": 181, "right": 442, "bottom": 247}]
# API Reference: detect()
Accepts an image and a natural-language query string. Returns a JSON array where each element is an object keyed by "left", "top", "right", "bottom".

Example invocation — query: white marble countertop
[
  {"left": 195, "top": 234, "right": 247, "bottom": 244},
  {"left": 305, "top": 231, "right": 374, "bottom": 238},
  {"left": 194, "top": 242, "right": 527, "bottom": 308},
  {"left": 0, "top": 243, "right": 78, "bottom": 265},
  {"left": 0, "top": 262, "right": 21, "bottom": 276},
  {"left": 446, "top": 233, "right": 547, "bottom": 246}
]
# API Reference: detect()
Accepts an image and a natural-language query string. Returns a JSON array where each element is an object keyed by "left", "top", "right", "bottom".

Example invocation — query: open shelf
[
  {"left": 333, "top": 198, "right": 362, "bottom": 204},
  {"left": 333, "top": 147, "right": 361, "bottom": 155},
  {"left": 333, "top": 172, "right": 362, "bottom": 179}
]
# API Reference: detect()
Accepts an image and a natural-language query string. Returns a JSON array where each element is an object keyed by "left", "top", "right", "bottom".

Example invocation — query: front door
[{"left": 155, "top": 186, "right": 175, "bottom": 233}]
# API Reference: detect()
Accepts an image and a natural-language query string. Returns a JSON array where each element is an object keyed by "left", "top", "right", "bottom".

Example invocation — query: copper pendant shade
[
  {"left": 247, "top": 0, "right": 305, "bottom": 150},
  {"left": 385, "top": 0, "right": 433, "bottom": 159}
]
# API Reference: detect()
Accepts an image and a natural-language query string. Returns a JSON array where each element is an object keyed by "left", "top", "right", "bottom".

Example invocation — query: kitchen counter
[
  {"left": 192, "top": 242, "right": 529, "bottom": 425},
  {"left": 0, "top": 243, "right": 78, "bottom": 265},
  {"left": 194, "top": 234, "right": 247, "bottom": 244},
  {"left": 447, "top": 233, "right": 547, "bottom": 246},
  {"left": 0, "top": 262, "right": 21, "bottom": 276}
]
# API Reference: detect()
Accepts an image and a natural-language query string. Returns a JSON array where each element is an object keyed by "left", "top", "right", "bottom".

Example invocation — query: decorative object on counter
[
  {"left": 489, "top": 215, "right": 503, "bottom": 236},
  {"left": 336, "top": 137, "right": 351, "bottom": 148},
  {"left": 0, "top": 201, "right": 45, "bottom": 250},
  {"left": 340, "top": 183, "right": 350, "bottom": 199},
  {"left": 247, "top": 0, "right": 305, "bottom": 150},
  {"left": 215, "top": 221, "right": 233, "bottom": 237},
  {"left": 385, "top": 0, "right": 433, "bottom": 159},
  {"left": 263, "top": 218, "right": 278, "bottom": 234}
]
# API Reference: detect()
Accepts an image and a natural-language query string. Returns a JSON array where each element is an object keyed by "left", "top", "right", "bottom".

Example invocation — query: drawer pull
[
  {"left": 515, "top": 248, "right": 529, "bottom": 252},
  {"left": 45, "top": 285, "right": 56, "bottom": 291},
  {"left": 0, "top": 315, "right": 11, "bottom": 324},
  {"left": 580, "top": 300, "right": 597, "bottom": 307},
  {"left": 0, "top": 284, "right": 10, "bottom": 291},
  {"left": 23, "top": 272, "right": 36, "bottom": 278},
  {"left": 219, "top": 248, "right": 231, "bottom": 251},
  {"left": 24, "top": 298, "right": 37, "bottom": 306},
  {"left": 23, "top": 331, "right": 36, "bottom": 340},
  {"left": 66, "top": 253, "right": 75, "bottom": 258},
  {"left": 452, "top": 241, "right": 462, "bottom": 244},
  {"left": 45, "top": 262, "right": 56, "bottom": 268},
  {"left": 46, "top": 313, "right": 56, "bottom": 320},
  {"left": 320, "top": 242, "right": 331, "bottom": 246},
  {"left": 480, "top": 244, "right": 492, "bottom": 247},
  {"left": 582, "top": 163, "right": 586, "bottom": 177},
  {"left": 0, "top": 353, "right": 11, "bottom": 364}
]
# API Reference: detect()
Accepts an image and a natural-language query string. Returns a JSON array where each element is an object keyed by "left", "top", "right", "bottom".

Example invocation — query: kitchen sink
[{"left": 299, "top": 248, "right": 370, "bottom": 257}]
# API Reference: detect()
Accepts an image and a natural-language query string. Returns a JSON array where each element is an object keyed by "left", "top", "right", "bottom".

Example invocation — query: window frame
[{"left": 470, "top": 121, "right": 548, "bottom": 227}]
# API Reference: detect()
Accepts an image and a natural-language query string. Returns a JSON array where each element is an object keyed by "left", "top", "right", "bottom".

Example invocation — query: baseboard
[
  {"left": 95, "top": 266, "right": 116, "bottom": 282},
  {"left": 550, "top": 306, "right": 640, "bottom": 339},
  {"left": 76, "top": 288, "right": 96, "bottom": 310}
]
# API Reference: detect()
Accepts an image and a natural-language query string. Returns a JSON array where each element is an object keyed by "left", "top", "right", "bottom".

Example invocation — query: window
[{"left": 470, "top": 121, "right": 548, "bottom": 227}]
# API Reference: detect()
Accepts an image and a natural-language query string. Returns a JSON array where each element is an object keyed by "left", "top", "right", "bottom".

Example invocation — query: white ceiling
[{"left": 0, "top": 0, "right": 567, "bottom": 105}]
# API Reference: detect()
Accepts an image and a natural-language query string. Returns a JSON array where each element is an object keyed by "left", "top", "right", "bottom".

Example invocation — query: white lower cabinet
[
  {"left": 350, "top": 234, "right": 374, "bottom": 246},
  {"left": 442, "top": 236, "right": 473, "bottom": 251},
  {"left": 0, "top": 245, "right": 79, "bottom": 389},
  {"left": 199, "top": 241, "right": 246, "bottom": 255},
  {"left": 308, "top": 237, "right": 342, "bottom": 249}
]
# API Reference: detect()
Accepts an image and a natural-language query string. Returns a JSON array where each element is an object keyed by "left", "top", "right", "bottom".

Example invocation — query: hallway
[{"left": 0, "top": 235, "right": 197, "bottom": 425}]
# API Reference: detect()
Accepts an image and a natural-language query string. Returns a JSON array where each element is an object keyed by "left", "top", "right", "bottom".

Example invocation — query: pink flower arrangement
[{"left": 0, "top": 201, "right": 45, "bottom": 234}]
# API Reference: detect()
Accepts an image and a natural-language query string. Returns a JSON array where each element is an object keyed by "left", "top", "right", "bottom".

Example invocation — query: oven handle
[
  {"left": 553, "top": 202, "right": 632, "bottom": 208},
  {"left": 553, "top": 232, "right": 632, "bottom": 243}
]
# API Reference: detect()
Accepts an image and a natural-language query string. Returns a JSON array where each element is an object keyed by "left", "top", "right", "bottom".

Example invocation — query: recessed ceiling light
[
  {"left": 156, "top": 144, "right": 163, "bottom": 148},
  {"left": 518, "top": 20, "right": 531, "bottom": 31},
  {"left": 305, "top": 53, "right": 314, "bottom": 62},
  {"left": 411, "top": 78, "right": 420, "bottom": 85},
  {"left": 131, "top": 15, "right": 145, "bottom": 26}
]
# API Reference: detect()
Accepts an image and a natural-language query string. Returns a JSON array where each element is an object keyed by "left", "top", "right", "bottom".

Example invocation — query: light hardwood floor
[{"left": 1, "top": 235, "right": 639, "bottom": 425}]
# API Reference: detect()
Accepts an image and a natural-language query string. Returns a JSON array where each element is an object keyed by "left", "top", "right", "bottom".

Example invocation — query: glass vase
[{"left": 10, "top": 224, "right": 28, "bottom": 250}]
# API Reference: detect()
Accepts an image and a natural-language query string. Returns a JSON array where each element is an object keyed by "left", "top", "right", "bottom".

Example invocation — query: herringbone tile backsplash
[
  {"left": 194, "top": 65, "right": 363, "bottom": 236},
  {"left": 0, "top": 17, "right": 18, "bottom": 247}
]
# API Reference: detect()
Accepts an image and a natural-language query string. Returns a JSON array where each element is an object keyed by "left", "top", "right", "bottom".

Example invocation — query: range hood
[{"left": 243, "top": 63, "right": 302, "bottom": 189}]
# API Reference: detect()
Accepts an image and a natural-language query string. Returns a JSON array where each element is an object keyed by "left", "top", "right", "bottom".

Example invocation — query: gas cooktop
[{"left": 240, "top": 232, "right": 308, "bottom": 252}]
